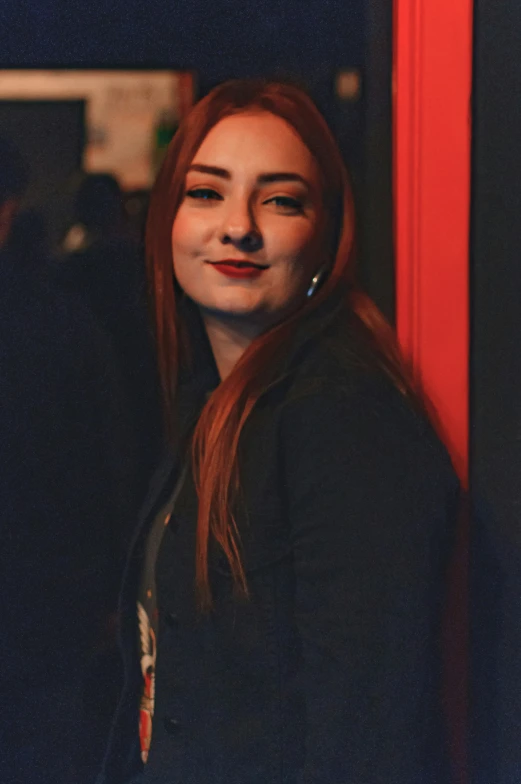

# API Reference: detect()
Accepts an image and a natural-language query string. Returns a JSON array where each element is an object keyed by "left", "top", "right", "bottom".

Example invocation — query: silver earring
[{"left": 307, "top": 266, "right": 328, "bottom": 298}]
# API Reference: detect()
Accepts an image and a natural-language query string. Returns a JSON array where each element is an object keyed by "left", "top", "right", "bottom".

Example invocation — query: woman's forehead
[{"left": 191, "top": 112, "right": 320, "bottom": 182}]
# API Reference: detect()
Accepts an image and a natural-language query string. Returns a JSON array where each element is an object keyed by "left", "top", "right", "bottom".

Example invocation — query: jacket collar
[
  {"left": 276, "top": 284, "right": 347, "bottom": 378},
  {"left": 174, "top": 285, "right": 347, "bottom": 434}
]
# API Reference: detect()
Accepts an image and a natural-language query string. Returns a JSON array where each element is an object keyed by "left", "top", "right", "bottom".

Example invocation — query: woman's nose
[{"left": 220, "top": 201, "right": 263, "bottom": 252}]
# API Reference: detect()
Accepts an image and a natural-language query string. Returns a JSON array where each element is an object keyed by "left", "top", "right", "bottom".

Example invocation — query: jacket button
[
  {"left": 163, "top": 716, "right": 181, "bottom": 734},
  {"left": 164, "top": 611, "right": 178, "bottom": 627}
]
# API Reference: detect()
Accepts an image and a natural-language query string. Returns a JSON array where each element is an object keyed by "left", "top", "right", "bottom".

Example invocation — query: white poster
[{"left": 0, "top": 70, "right": 194, "bottom": 189}]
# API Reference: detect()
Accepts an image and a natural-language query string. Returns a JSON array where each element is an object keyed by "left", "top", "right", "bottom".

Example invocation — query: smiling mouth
[{"left": 210, "top": 260, "right": 269, "bottom": 270}]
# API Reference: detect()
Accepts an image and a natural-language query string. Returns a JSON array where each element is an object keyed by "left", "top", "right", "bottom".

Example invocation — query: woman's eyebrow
[
  {"left": 188, "top": 164, "right": 310, "bottom": 190},
  {"left": 257, "top": 172, "right": 311, "bottom": 189},
  {"left": 188, "top": 164, "right": 230, "bottom": 179}
]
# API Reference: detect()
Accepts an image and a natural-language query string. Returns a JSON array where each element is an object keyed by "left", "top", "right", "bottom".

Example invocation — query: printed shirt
[{"left": 136, "top": 464, "right": 188, "bottom": 763}]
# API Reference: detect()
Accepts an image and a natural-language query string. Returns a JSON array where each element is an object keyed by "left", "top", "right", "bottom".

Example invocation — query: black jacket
[{"left": 99, "top": 294, "right": 459, "bottom": 784}]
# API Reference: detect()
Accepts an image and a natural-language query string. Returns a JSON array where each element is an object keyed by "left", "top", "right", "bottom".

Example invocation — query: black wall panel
[{"left": 471, "top": 2, "right": 521, "bottom": 782}]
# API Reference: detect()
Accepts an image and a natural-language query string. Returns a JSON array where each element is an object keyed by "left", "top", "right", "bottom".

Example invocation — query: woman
[{"left": 99, "top": 80, "right": 459, "bottom": 784}]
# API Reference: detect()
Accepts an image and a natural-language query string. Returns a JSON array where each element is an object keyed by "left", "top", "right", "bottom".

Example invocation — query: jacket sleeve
[{"left": 280, "top": 380, "right": 459, "bottom": 784}]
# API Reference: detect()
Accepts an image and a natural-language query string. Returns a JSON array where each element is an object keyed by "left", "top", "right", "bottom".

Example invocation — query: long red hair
[{"left": 146, "top": 79, "right": 413, "bottom": 610}]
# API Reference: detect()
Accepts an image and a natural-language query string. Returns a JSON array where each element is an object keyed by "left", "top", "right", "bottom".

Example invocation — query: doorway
[{"left": 0, "top": 100, "right": 85, "bottom": 252}]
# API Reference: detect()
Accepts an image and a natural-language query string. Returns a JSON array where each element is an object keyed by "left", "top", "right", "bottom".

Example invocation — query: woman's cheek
[{"left": 171, "top": 212, "right": 190, "bottom": 251}]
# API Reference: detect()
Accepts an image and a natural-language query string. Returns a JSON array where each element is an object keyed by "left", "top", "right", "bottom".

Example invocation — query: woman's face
[{"left": 171, "top": 111, "right": 326, "bottom": 332}]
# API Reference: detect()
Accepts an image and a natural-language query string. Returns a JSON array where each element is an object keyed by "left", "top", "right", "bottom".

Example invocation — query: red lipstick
[{"left": 210, "top": 260, "right": 267, "bottom": 279}]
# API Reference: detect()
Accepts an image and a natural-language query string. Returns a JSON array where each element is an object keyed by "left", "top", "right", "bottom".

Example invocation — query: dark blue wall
[
  {"left": 470, "top": 2, "right": 521, "bottom": 782},
  {"left": 1, "top": 0, "right": 364, "bottom": 76}
]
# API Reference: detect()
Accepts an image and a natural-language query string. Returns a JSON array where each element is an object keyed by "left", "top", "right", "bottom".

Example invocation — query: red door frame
[
  {"left": 393, "top": 0, "right": 472, "bottom": 482},
  {"left": 393, "top": 1, "right": 473, "bottom": 782}
]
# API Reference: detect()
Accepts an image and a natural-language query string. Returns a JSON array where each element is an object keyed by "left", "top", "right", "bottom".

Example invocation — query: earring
[{"left": 307, "top": 266, "right": 328, "bottom": 298}]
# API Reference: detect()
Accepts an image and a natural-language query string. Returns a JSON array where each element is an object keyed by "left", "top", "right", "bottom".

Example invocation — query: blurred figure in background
[
  {"left": 0, "top": 137, "right": 139, "bottom": 782},
  {"left": 8, "top": 207, "right": 52, "bottom": 275},
  {"left": 57, "top": 173, "right": 162, "bottom": 503},
  {"left": 0, "top": 138, "right": 28, "bottom": 251}
]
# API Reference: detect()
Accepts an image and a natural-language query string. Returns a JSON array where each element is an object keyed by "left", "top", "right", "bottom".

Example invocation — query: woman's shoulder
[
  {"left": 278, "top": 319, "right": 456, "bottom": 480},
  {"left": 283, "top": 317, "right": 410, "bottom": 415}
]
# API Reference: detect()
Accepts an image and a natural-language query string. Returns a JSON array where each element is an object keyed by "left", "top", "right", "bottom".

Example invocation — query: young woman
[{"left": 99, "top": 79, "right": 459, "bottom": 784}]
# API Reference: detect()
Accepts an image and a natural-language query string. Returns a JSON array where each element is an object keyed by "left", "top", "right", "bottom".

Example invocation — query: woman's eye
[
  {"left": 185, "top": 188, "right": 222, "bottom": 201},
  {"left": 265, "top": 195, "right": 304, "bottom": 213}
]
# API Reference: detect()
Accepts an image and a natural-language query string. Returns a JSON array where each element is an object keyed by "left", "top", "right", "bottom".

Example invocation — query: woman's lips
[{"left": 210, "top": 261, "right": 267, "bottom": 279}]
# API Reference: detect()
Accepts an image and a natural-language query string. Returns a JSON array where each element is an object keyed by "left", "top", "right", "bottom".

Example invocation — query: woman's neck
[{"left": 200, "top": 310, "right": 263, "bottom": 381}]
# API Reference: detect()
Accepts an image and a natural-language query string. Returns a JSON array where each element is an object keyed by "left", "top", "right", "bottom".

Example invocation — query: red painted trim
[
  {"left": 393, "top": 3, "right": 473, "bottom": 783},
  {"left": 393, "top": 0, "right": 472, "bottom": 487}
]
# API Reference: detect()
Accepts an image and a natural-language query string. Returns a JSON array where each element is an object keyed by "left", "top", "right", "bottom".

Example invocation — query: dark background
[
  {"left": 0, "top": 100, "right": 85, "bottom": 248},
  {"left": 471, "top": 2, "right": 521, "bottom": 782},
  {"left": 2, "top": 0, "right": 521, "bottom": 780}
]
